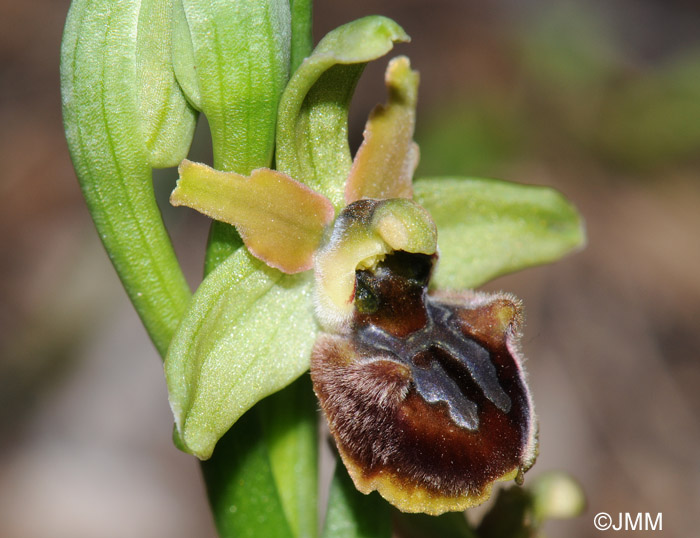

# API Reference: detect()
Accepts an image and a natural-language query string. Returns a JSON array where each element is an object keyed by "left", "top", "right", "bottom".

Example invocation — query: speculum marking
[{"left": 356, "top": 299, "right": 511, "bottom": 430}]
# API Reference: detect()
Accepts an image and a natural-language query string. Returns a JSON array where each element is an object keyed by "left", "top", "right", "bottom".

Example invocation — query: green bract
[
  {"left": 166, "top": 249, "right": 316, "bottom": 459},
  {"left": 173, "top": 0, "right": 290, "bottom": 173}
]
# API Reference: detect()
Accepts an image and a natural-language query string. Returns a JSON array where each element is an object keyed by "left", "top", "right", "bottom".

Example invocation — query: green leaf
[
  {"left": 276, "top": 16, "right": 409, "bottom": 208},
  {"left": 61, "top": 0, "right": 195, "bottom": 357},
  {"left": 259, "top": 376, "right": 319, "bottom": 538},
  {"left": 413, "top": 177, "right": 585, "bottom": 289},
  {"left": 322, "top": 465, "right": 391, "bottom": 538},
  {"left": 165, "top": 247, "right": 318, "bottom": 460},
  {"left": 201, "top": 407, "right": 295, "bottom": 538}
]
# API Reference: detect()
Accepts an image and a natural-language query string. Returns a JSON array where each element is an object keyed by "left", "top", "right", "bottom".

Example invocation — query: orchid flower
[
  {"left": 165, "top": 18, "right": 582, "bottom": 515},
  {"left": 62, "top": 1, "right": 584, "bottom": 532}
]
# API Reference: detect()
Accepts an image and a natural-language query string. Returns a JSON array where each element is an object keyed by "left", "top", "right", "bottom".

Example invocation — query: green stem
[
  {"left": 201, "top": 407, "right": 295, "bottom": 538},
  {"left": 200, "top": 4, "right": 317, "bottom": 535},
  {"left": 259, "top": 376, "right": 319, "bottom": 538}
]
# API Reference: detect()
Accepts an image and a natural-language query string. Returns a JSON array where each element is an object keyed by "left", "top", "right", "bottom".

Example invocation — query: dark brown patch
[
  {"left": 354, "top": 251, "right": 434, "bottom": 337},
  {"left": 311, "top": 252, "right": 535, "bottom": 502}
]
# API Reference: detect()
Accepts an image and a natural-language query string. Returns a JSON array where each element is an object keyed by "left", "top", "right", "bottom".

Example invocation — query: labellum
[{"left": 311, "top": 200, "right": 538, "bottom": 515}]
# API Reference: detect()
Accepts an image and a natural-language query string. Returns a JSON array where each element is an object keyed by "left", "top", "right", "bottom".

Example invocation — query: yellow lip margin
[{"left": 339, "top": 448, "right": 520, "bottom": 516}]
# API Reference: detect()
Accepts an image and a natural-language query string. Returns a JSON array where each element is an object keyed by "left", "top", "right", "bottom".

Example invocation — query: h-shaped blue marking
[{"left": 356, "top": 300, "right": 511, "bottom": 431}]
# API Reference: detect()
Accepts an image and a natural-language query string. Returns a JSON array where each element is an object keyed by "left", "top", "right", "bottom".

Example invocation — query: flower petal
[
  {"left": 345, "top": 56, "right": 419, "bottom": 203},
  {"left": 171, "top": 160, "right": 335, "bottom": 274},
  {"left": 276, "top": 16, "right": 410, "bottom": 207}
]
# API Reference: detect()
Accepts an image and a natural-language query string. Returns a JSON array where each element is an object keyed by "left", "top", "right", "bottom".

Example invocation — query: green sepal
[
  {"left": 165, "top": 247, "right": 317, "bottom": 460},
  {"left": 61, "top": 0, "right": 195, "bottom": 356},
  {"left": 413, "top": 177, "right": 585, "bottom": 289},
  {"left": 276, "top": 16, "right": 410, "bottom": 208}
]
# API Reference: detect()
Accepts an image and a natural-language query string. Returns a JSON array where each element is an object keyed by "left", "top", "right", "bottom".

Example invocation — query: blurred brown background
[{"left": 1, "top": 1, "right": 698, "bottom": 536}]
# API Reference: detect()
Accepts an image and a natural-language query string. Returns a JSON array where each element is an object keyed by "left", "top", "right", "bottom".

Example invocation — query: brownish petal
[
  {"left": 344, "top": 56, "right": 419, "bottom": 203},
  {"left": 171, "top": 160, "right": 335, "bottom": 273}
]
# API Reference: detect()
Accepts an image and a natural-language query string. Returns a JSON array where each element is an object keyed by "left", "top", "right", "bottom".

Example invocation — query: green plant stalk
[
  {"left": 259, "top": 375, "right": 319, "bottom": 538},
  {"left": 61, "top": 0, "right": 196, "bottom": 357},
  {"left": 201, "top": 407, "right": 295, "bottom": 538},
  {"left": 322, "top": 464, "right": 392, "bottom": 538},
  {"left": 196, "top": 2, "right": 318, "bottom": 537}
]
